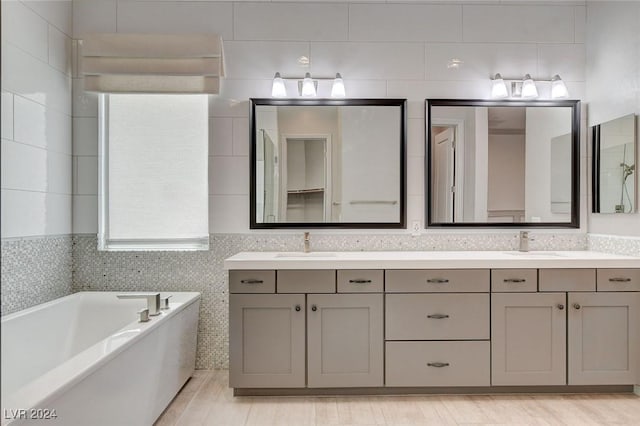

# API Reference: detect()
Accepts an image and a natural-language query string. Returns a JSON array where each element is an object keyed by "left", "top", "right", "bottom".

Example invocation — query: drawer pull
[
  {"left": 557, "top": 304, "right": 565, "bottom": 310},
  {"left": 609, "top": 277, "right": 631, "bottom": 283},
  {"left": 427, "top": 314, "right": 450, "bottom": 319},
  {"left": 573, "top": 303, "right": 581, "bottom": 310},
  {"left": 295, "top": 305, "right": 301, "bottom": 312},
  {"left": 504, "top": 278, "right": 526, "bottom": 283},
  {"left": 240, "top": 279, "right": 264, "bottom": 284},
  {"left": 311, "top": 305, "right": 317, "bottom": 312},
  {"left": 427, "top": 362, "right": 450, "bottom": 368},
  {"left": 349, "top": 279, "right": 372, "bottom": 284},
  {"left": 426, "top": 278, "right": 449, "bottom": 284}
]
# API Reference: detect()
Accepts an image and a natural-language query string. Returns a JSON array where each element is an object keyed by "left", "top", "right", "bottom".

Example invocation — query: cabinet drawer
[
  {"left": 385, "top": 270, "right": 489, "bottom": 293},
  {"left": 491, "top": 269, "right": 537, "bottom": 292},
  {"left": 229, "top": 270, "right": 275, "bottom": 293},
  {"left": 386, "top": 341, "right": 490, "bottom": 387},
  {"left": 337, "top": 270, "right": 383, "bottom": 293},
  {"left": 539, "top": 269, "right": 596, "bottom": 292},
  {"left": 386, "top": 294, "right": 489, "bottom": 340},
  {"left": 597, "top": 269, "right": 640, "bottom": 292},
  {"left": 277, "top": 270, "right": 336, "bottom": 293}
]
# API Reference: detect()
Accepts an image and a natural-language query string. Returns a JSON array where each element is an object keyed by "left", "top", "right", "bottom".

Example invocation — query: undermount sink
[
  {"left": 275, "top": 252, "right": 337, "bottom": 258},
  {"left": 503, "top": 251, "right": 564, "bottom": 257}
]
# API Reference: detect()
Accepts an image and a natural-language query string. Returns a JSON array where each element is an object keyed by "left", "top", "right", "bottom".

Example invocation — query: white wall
[
  {"left": 586, "top": 1, "right": 640, "bottom": 236},
  {"left": 1, "top": 0, "right": 73, "bottom": 238},
  {"left": 70, "top": 1, "right": 587, "bottom": 234}
]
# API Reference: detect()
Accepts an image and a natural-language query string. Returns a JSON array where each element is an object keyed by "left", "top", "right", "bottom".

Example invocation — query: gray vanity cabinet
[
  {"left": 491, "top": 293, "right": 567, "bottom": 385},
  {"left": 568, "top": 292, "right": 640, "bottom": 385},
  {"left": 307, "top": 293, "right": 384, "bottom": 388},
  {"left": 229, "top": 294, "right": 306, "bottom": 388}
]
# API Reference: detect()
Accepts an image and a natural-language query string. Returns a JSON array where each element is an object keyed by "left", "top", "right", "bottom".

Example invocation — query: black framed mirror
[
  {"left": 426, "top": 99, "right": 580, "bottom": 228},
  {"left": 592, "top": 114, "right": 636, "bottom": 214},
  {"left": 250, "top": 98, "right": 406, "bottom": 229}
]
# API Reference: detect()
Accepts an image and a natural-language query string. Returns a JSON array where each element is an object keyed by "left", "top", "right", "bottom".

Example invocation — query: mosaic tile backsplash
[
  {"left": 72, "top": 232, "right": 589, "bottom": 369},
  {"left": 588, "top": 234, "right": 640, "bottom": 257},
  {"left": 1, "top": 236, "right": 73, "bottom": 316}
]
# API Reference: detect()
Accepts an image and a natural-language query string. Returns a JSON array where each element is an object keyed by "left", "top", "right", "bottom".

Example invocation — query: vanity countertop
[{"left": 224, "top": 250, "right": 640, "bottom": 270}]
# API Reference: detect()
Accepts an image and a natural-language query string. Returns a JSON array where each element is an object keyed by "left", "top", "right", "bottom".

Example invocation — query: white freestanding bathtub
[{"left": 1, "top": 291, "right": 200, "bottom": 425}]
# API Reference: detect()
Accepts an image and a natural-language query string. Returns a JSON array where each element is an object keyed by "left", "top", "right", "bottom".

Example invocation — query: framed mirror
[
  {"left": 426, "top": 99, "right": 580, "bottom": 228},
  {"left": 250, "top": 98, "right": 406, "bottom": 229},
  {"left": 592, "top": 114, "right": 636, "bottom": 213}
]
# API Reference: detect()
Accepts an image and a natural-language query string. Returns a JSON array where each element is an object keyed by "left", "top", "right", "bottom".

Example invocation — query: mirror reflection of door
[
  {"left": 432, "top": 127, "right": 455, "bottom": 222},
  {"left": 280, "top": 135, "right": 332, "bottom": 222}
]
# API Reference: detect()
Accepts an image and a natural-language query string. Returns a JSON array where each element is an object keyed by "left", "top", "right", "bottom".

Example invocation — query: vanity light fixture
[
  {"left": 521, "top": 74, "right": 539, "bottom": 99},
  {"left": 270, "top": 72, "right": 346, "bottom": 98},
  {"left": 491, "top": 73, "right": 568, "bottom": 99},
  {"left": 550, "top": 74, "right": 569, "bottom": 99},
  {"left": 271, "top": 72, "right": 287, "bottom": 98},
  {"left": 491, "top": 73, "right": 509, "bottom": 99}
]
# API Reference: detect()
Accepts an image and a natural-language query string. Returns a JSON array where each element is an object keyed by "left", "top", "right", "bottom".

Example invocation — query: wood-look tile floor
[{"left": 155, "top": 370, "right": 640, "bottom": 426}]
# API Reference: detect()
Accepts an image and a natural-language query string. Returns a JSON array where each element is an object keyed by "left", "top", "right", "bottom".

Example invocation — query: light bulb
[
  {"left": 301, "top": 72, "right": 316, "bottom": 97},
  {"left": 271, "top": 72, "right": 287, "bottom": 98},
  {"left": 491, "top": 73, "right": 508, "bottom": 99},
  {"left": 331, "top": 73, "right": 346, "bottom": 98},
  {"left": 551, "top": 74, "right": 569, "bottom": 99},
  {"left": 521, "top": 74, "right": 538, "bottom": 99}
]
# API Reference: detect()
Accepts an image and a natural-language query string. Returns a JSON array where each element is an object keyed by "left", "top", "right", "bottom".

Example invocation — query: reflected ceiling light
[
  {"left": 300, "top": 73, "right": 316, "bottom": 97},
  {"left": 331, "top": 73, "right": 346, "bottom": 98},
  {"left": 491, "top": 73, "right": 509, "bottom": 99},
  {"left": 271, "top": 72, "right": 287, "bottom": 97},
  {"left": 521, "top": 74, "right": 539, "bottom": 99},
  {"left": 551, "top": 74, "right": 569, "bottom": 99}
]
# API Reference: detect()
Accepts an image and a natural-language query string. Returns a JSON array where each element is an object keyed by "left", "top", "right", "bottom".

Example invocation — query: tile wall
[{"left": 1, "top": 0, "right": 74, "bottom": 314}]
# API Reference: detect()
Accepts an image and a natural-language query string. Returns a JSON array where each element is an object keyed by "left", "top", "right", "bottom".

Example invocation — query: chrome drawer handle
[
  {"left": 349, "top": 279, "right": 372, "bottom": 284},
  {"left": 427, "top": 314, "right": 450, "bottom": 319},
  {"left": 609, "top": 277, "right": 631, "bottom": 282},
  {"left": 427, "top": 278, "right": 449, "bottom": 284},
  {"left": 311, "top": 305, "right": 317, "bottom": 312},
  {"left": 504, "top": 278, "right": 526, "bottom": 283},
  {"left": 427, "top": 362, "right": 450, "bottom": 368},
  {"left": 240, "top": 279, "right": 264, "bottom": 284},
  {"left": 573, "top": 303, "right": 581, "bottom": 310},
  {"left": 295, "top": 305, "right": 301, "bottom": 312},
  {"left": 557, "top": 304, "right": 565, "bottom": 310}
]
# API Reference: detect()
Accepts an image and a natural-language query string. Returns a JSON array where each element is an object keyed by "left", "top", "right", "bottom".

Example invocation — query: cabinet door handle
[
  {"left": 573, "top": 303, "right": 581, "bottom": 310},
  {"left": 426, "top": 278, "right": 449, "bottom": 284},
  {"left": 557, "top": 304, "right": 565, "bottom": 310},
  {"left": 240, "top": 279, "right": 263, "bottom": 284},
  {"left": 311, "top": 305, "right": 317, "bottom": 312},
  {"left": 609, "top": 277, "right": 631, "bottom": 282},
  {"left": 427, "top": 314, "right": 450, "bottom": 319},
  {"left": 295, "top": 305, "right": 301, "bottom": 312},
  {"left": 504, "top": 278, "right": 526, "bottom": 283},
  {"left": 427, "top": 362, "right": 450, "bottom": 368},
  {"left": 349, "top": 279, "right": 372, "bottom": 284}
]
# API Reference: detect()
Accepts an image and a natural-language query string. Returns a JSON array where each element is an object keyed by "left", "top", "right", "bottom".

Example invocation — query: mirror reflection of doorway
[
  {"left": 432, "top": 126, "right": 456, "bottom": 222},
  {"left": 280, "top": 135, "right": 332, "bottom": 222}
]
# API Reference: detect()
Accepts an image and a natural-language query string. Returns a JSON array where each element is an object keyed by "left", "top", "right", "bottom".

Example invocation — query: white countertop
[{"left": 224, "top": 250, "right": 640, "bottom": 270}]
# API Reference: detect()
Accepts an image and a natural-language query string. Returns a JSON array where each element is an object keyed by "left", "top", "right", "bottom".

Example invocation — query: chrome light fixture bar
[
  {"left": 491, "top": 73, "right": 569, "bottom": 99},
  {"left": 271, "top": 72, "right": 346, "bottom": 98}
]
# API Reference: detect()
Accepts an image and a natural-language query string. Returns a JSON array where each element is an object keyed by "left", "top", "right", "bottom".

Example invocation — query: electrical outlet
[{"left": 411, "top": 220, "right": 421, "bottom": 236}]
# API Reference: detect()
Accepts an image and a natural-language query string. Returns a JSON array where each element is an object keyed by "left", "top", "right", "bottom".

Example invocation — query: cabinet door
[
  {"left": 229, "top": 294, "right": 305, "bottom": 388},
  {"left": 491, "top": 293, "right": 567, "bottom": 385},
  {"left": 307, "top": 294, "right": 383, "bottom": 387},
  {"left": 568, "top": 292, "right": 640, "bottom": 385}
]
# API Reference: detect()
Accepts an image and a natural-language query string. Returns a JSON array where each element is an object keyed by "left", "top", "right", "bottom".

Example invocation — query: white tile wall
[
  {"left": 72, "top": 194, "right": 97, "bottom": 234},
  {"left": 1, "top": 0, "right": 73, "bottom": 238},
  {"left": 68, "top": 1, "right": 589, "bottom": 236}
]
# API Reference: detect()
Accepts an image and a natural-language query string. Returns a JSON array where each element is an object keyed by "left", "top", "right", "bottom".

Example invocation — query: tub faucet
[
  {"left": 304, "top": 232, "right": 311, "bottom": 253},
  {"left": 117, "top": 293, "right": 161, "bottom": 316},
  {"left": 518, "top": 231, "right": 534, "bottom": 252}
]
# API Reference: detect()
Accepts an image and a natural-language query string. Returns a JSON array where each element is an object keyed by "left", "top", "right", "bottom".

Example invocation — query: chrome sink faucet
[
  {"left": 518, "top": 231, "right": 534, "bottom": 252},
  {"left": 304, "top": 232, "right": 311, "bottom": 253}
]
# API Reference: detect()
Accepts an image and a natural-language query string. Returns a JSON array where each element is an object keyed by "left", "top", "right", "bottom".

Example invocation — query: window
[{"left": 98, "top": 94, "right": 209, "bottom": 251}]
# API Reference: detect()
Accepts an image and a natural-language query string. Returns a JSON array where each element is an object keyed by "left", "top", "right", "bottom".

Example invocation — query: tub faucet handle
[
  {"left": 161, "top": 295, "right": 172, "bottom": 310},
  {"left": 117, "top": 293, "right": 161, "bottom": 316},
  {"left": 138, "top": 308, "right": 150, "bottom": 323}
]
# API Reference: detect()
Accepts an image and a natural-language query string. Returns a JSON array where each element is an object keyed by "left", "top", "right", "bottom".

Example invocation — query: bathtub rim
[{"left": 1, "top": 291, "right": 201, "bottom": 420}]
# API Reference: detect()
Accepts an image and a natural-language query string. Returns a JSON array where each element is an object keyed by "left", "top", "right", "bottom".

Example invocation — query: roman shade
[{"left": 80, "top": 33, "right": 224, "bottom": 94}]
